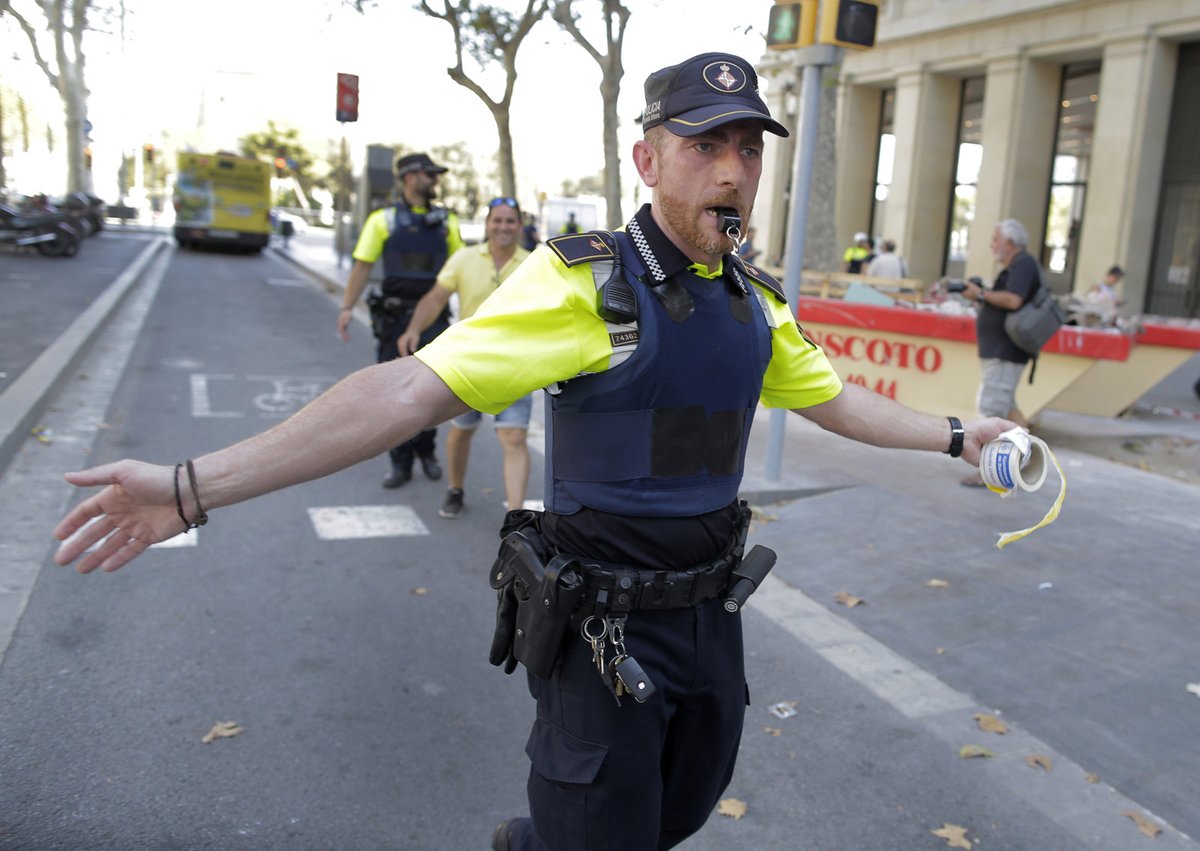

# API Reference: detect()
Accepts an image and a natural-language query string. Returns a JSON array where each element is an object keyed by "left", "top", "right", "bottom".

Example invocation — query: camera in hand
[{"left": 946, "top": 279, "right": 967, "bottom": 293}]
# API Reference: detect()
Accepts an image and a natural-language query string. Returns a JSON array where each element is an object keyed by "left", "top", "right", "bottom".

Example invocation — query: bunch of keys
[{"left": 581, "top": 615, "right": 656, "bottom": 705}]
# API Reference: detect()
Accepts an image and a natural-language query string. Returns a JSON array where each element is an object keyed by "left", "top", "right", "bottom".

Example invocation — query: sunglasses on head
[{"left": 488, "top": 197, "right": 519, "bottom": 209}]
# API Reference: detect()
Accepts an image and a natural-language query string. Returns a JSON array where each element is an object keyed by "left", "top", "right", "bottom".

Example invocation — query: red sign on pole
[{"left": 336, "top": 73, "right": 359, "bottom": 123}]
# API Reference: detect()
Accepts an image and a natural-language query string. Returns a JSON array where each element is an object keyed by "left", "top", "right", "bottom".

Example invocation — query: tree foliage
[
  {"left": 1, "top": 0, "right": 98, "bottom": 193},
  {"left": 240, "top": 121, "right": 320, "bottom": 206},
  {"left": 416, "top": 0, "right": 549, "bottom": 199},
  {"left": 551, "top": 0, "right": 629, "bottom": 228}
]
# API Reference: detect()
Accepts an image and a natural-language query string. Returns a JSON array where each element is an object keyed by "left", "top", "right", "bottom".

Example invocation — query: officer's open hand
[
  {"left": 337, "top": 310, "right": 353, "bottom": 343},
  {"left": 397, "top": 330, "right": 420, "bottom": 357},
  {"left": 53, "top": 461, "right": 184, "bottom": 574}
]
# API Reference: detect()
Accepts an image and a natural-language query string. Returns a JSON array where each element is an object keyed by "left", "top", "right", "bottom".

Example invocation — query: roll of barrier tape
[{"left": 979, "top": 427, "right": 1066, "bottom": 549}]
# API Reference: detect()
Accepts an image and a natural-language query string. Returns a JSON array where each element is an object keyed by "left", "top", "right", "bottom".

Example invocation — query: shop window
[
  {"left": 1042, "top": 62, "right": 1100, "bottom": 292},
  {"left": 944, "top": 77, "right": 985, "bottom": 278},
  {"left": 870, "top": 88, "right": 895, "bottom": 241}
]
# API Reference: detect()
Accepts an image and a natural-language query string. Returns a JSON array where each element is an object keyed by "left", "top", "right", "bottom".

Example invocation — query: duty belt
[{"left": 577, "top": 556, "right": 736, "bottom": 614}]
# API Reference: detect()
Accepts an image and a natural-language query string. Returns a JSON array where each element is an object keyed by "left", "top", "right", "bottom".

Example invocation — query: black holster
[{"left": 488, "top": 510, "right": 584, "bottom": 679}]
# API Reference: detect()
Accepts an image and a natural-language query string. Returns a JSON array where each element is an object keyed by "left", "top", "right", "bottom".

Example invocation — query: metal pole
[{"left": 764, "top": 54, "right": 828, "bottom": 481}]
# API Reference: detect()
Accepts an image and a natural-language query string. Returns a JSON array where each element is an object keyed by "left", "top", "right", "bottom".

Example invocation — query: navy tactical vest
[
  {"left": 381, "top": 202, "right": 449, "bottom": 299},
  {"left": 544, "top": 230, "right": 775, "bottom": 517}
]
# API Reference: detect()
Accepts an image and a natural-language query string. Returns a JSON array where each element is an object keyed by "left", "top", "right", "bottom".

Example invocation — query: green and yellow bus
[{"left": 173, "top": 152, "right": 272, "bottom": 251}]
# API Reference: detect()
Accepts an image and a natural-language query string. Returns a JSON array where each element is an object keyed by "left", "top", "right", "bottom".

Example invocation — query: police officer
[
  {"left": 54, "top": 52, "right": 1018, "bottom": 851},
  {"left": 337, "top": 152, "right": 465, "bottom": 488}
]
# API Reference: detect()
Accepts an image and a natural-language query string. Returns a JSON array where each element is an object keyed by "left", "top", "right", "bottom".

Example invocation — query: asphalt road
[{"left": 1, "top": 234, "right": 1196, "bottom": 850}]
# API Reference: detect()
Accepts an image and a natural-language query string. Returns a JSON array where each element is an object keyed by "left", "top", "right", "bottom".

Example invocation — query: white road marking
[
  {"left": 190, "top": 373, "right": 242, "bottom": 418},
  {"left": 307, "top": 505, "right": 431, "bottom": 540},
  {"left": 266, "top": 277, "right": 307, "bottom": 287}
]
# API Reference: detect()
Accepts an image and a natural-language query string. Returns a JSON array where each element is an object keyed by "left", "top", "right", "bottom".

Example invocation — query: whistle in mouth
[{"left": 714, "top": 207, "right": 742, "bottom": 237}]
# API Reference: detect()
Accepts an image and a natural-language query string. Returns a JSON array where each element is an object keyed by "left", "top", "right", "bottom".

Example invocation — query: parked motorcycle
[
  {"left": 58, "top": 192, "right": 107, "bottom": 235},
  {"left": 0, "top": 203, "right": 81, "bottom": 257}
]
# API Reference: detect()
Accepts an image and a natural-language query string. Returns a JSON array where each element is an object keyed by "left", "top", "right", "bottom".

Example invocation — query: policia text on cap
[{"left": 52, "top": 51, "right": 1018, "bottom": 851}]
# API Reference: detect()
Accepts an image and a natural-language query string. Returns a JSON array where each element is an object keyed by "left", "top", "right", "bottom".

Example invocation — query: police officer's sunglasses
[{"left": 489, "top": 197, "right": 519, "bottom": 209}]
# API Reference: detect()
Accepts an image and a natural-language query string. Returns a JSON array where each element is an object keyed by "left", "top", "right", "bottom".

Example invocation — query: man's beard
[{"left": 657, "top": 190, "right": 738, "bottom": 258}]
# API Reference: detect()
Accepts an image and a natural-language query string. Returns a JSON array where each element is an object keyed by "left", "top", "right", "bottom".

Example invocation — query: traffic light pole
[{"left": 764, "top": 44, "right": 841, "bottom": 482}]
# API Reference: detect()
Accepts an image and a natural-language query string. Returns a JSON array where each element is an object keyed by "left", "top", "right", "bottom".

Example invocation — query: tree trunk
[
  {"left": 600, "top": 69, "right": 622, "bottom": 227},
  {"left": 493, "top": 107, "right": 517, "bottom": 199}
]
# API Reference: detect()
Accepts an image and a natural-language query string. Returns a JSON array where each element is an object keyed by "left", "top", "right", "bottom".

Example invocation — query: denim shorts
[{"left": 452, "top": 393, "right": 533, "bottom": 431}]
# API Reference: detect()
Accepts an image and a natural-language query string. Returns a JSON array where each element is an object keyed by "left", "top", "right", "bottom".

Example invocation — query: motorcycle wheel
[{"left": 35, "top": 224, "right": 80, "bottom": 257}]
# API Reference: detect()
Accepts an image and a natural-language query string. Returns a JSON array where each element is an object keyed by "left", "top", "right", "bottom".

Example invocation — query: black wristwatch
[{"left": 946, "top": 416, "right": 965, "bottom": 458}]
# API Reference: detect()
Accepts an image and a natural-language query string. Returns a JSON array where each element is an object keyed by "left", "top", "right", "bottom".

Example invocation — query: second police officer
[{"left": 337, "top": 152, "right": 465, "bottom": 488}]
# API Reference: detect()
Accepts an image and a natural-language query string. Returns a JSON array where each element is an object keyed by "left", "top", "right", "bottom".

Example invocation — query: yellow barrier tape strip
[{"left": 995, "top": 442, "right": 1066, "bottom": 549}]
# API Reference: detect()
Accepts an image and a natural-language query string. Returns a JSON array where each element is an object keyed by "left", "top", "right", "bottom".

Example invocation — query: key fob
[{"left": 613, "top": 655, "right": 656, "bottom": 703}]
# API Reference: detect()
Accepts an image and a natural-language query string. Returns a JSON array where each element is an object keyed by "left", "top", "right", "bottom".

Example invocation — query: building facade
[{"left": 757, "top": 0, "right": 1200, "bottom": 318}]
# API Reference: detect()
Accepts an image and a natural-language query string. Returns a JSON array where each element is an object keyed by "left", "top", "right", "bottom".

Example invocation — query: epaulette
[
  {"left": 736, "top": 258, "right": 787, "bottom": 305},
  {"left": 547, "top": 231, "right": 616, "bottom": 267}
]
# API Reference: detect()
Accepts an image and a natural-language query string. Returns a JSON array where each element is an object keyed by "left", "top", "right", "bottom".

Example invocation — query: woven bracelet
[
  {"left": 185, "top": 459, "right": 209, "bottom": 527},
  {"left": 173, "top": 463, "right": 192, "bottom": 533}
]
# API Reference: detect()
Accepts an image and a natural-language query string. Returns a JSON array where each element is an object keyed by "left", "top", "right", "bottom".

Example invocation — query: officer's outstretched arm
[
  {"left": 54, "top": 358, "right": 470, "bottom": 574},
  {"left": 795, "top": 382, "right": 1015, "bottom": 466}
]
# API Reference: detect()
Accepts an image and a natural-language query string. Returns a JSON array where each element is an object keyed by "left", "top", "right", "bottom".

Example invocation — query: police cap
[
  {"left": 396, "top": 152, "right": 448, "bottom": 177},
  {"left": 642, "top": 52, "right": 789, "bottom": 138}
]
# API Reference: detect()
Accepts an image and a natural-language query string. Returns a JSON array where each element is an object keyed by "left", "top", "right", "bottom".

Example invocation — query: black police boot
[
  {"left": 381, "top": 466, "right": 412, "bottom": 489},
  {"left": 418, "top": 454, "right": 442, "bottom": 481}
]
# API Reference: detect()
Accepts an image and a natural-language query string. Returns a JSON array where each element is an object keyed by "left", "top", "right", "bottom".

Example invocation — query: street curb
[{"left": 0, "top": 237, "right": 168, "bottom": 474}]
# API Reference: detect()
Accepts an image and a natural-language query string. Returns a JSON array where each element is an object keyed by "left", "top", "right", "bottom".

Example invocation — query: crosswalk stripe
[{"left": 307, "top": 505, "right": 431, "bottom": 540}]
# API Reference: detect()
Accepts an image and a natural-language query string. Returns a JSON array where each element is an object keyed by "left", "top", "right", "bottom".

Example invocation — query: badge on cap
[{"left": 703, "top": 61, "right": 747, "bottom": 94}]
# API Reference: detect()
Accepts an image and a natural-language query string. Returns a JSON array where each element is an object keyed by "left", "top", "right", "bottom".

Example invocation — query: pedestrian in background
[
  {"left": 521, "top": 213, "right": 540, "bottom": 251},
  {"left": 960, "top": 219, "right": 1040, "bottom": 485},
  {"left": 336, "top": 152, "right": 464, "bottom": 489},
  {"left": 52, "top": 51, "right": 1016, "bottom": 851},
  {"left": 843, "top": 231, "right": 873, "bottom": 273},
  {"left": 737, "top": 225, "right": 762, "bottom": 264},
  {"left": 398, "top": 197, "right": 533, "bottom": 519},
  {"left": 866, "top": 238, "right": 907, "bottom": 279},
  {"left": 559, "top": 212, "right": 580, "bottom": 234}
]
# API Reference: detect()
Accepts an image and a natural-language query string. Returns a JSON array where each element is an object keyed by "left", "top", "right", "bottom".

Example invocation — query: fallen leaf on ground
[
  {"left": 411, "top": 587, "right": 428, "bottom": 595},
  {"left": 201, "top": 721, "right": 244, "bottom": 744},
  {"left": 973, "top": 713, "right": 1008, "bottom": 734},
  {"left": 1025, "top": 754, "right": 1053, "bottom": 771},
  {"left": 958, "top": 745, "right": 994, "bottom": 759},
  {"left": 926, "top": 579, "right": 950, "bottom": 588},
  {"left": 1123, "top": 811, "right": 1162, "bottom": 838},
  {"left": 717, "top": 798, "right": 747, "bottom": 820},
  {"left": 931, "top": 823, "right": 973, "bottom": 849},
  {"left": 1085, "top": 773, "right": 1100, "bottom": 784},
  {"left": 936, "top": 647, "right": 947, "bottom": 655},
  {"left": 764, "top": 727, "right": 781, "bottom": 737},
  {"left": 834, "top": 591, "right": 864, "bottom": 608}
]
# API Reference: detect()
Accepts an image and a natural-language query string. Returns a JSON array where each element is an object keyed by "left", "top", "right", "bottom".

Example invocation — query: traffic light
[
  {"left": 143, "top": 143, "right": 155, "bottom": 164},
  {"left": 818, "top": 0, "right": 879, "bottom": 49},
  {"left": 336, "top": 72, "right": 359, "bottom": 123},
  {"left": 274, "top": 156, "right": 287, "bottom": 177},
  {"left": 766, "top": 1, "right": 816, "bottom": 50}
]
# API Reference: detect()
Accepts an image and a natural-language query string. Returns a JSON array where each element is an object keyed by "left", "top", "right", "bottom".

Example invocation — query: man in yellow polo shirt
[
  {"left": 53, "top": 50, "right": 1018, "bottom": 851},
  {"left": 337, "top": 152, "right": 465, "bottom": 489},
  {"left": 398, "top": 197, "right": 532, "bottom": 520}
]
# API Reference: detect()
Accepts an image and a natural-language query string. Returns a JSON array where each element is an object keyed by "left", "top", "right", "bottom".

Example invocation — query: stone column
[
  {"left": 1074, "top": 34, "right": 1177, "bottom": 308},
  {"left": 834, "top": 80, "right": 882, "bottom": 264},
  {"left": 886, "top": 66, "right": 959, "bottom": 283},
  {"left": 971, "top": 51, "right": 1060, "bottom": 280}
]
